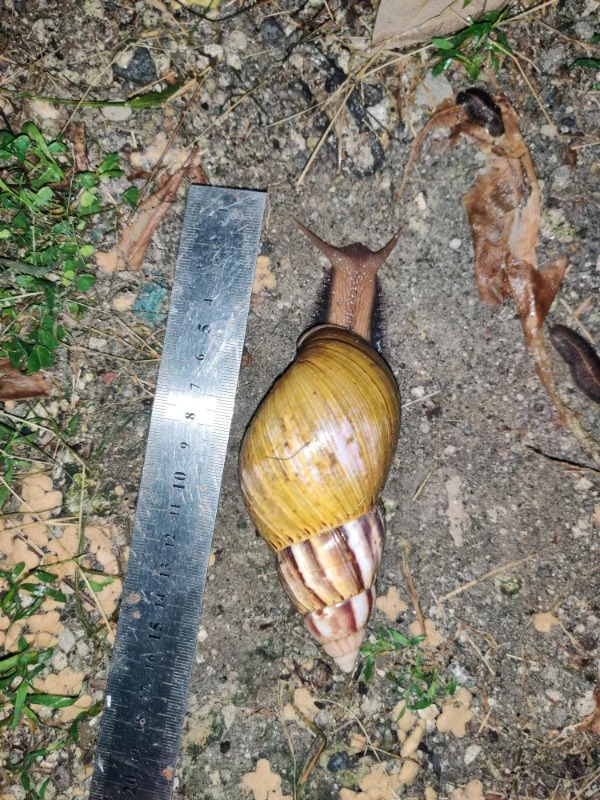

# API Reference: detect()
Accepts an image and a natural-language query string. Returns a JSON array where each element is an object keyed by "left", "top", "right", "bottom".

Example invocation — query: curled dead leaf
[
  {"left": 0, "top": 358, "right": 50, "bottom": 400},
  {"left": 400, "top": 90, "right": 600, "bottom": 466}
]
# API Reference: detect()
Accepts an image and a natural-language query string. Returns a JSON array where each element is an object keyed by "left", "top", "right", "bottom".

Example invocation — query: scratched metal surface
[{"left": 89, "top": 186, "right": 266, "bottom": 800}]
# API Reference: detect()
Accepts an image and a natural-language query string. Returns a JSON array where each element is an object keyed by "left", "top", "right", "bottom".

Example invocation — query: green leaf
[
  {"left": 570, "top": 57, "right": 600, "bottom": 69},
  {"left": 363, "top": 655, "right": 374, "bottom": 681},
  {"left": 121, "top": 186, "right": 140, "bottom": 209},
  {"left": 87, "top": 575, "right": 116, "bottom": 592},
  {"left": 33, "top": 568, "right": 59, "bottom": 584},
  {"left": 11, "top": 134, "right": 30, "bottom": 162},
  {"left": 126, "top": 81, "right": 185, "bottom": 109},
  {"left": 76, "top": 171, "right": 99, "bottom": 189},
  {"left": 77, "top": 273, "right": 96, "bottom": 292},
  {"left": 10, "top": 562, "right": 26, "bottom": 582},
  {"left": 431, "top": 37, "right": 454, "bottom": 50},
  {"left": 28, "top": 692, "right": 78, "bottom": 708},
  {"left": 78, "top": 188, "right": 97, "bottom": 208},
  {"left": 97, "top": 153, "right": 121, "bottom": 174},
  {"left": 79, "top": 243, "right": 95, "bottom": 258},
  {"left": 589, "top": 33, "right": 600, "bottom": 44},
  {"left": 11, "top": 678, "right": 29, "bottom": 729},
  {"left": 20, "top": 582, "right": 67, "bottom": 603},
  {"left": 29, "top": 344, "right": 54, "bottom": 370},
  {"left": 432, "top": 55, "right": 457, "bottom": 75},
  {"left": 33, "top": 186, "right": 54, "bottom": 208},
  {"left": 37, "top": 328, "right": 59, "bottom": 350}
]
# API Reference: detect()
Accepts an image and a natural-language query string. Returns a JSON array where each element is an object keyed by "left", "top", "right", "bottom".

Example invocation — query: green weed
[
  {"left": 431, "top": 8, "right": 512, "bottom": 80},
  {"left": 0, "top": 122, "right": 137, "bottom": 374},
  {"left": 360, "top": 626, "right": 456, "bottom": 714},
  {"left": 0, "top": 562, "right": 102, "bottom": 777}
]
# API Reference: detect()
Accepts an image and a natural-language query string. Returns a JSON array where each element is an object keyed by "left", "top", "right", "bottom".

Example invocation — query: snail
[{"left": 239, "top": 222, "right": 401, "bottom": 672}]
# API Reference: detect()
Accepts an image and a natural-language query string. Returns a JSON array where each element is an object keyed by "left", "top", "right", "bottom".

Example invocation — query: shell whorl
[
  {"left": 278, "top": 507, "right": 385, "bottom": 672},
  {"left": 239, "top": 325, "right": 400, "bottom": 552}
]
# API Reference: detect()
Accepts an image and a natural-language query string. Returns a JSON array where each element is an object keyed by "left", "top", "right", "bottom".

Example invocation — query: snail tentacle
[{"left": 294, "top": 219, "right": 401, "bottom": 339}]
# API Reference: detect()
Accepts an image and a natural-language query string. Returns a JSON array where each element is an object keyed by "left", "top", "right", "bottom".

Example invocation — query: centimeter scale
[{"left": 90, "top": 186, "right": 266, "bottom": 800}]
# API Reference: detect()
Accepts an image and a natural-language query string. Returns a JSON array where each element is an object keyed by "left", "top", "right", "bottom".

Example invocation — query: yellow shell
[{"left": 239, "top": 324, "right": 401, "bottom": 551}]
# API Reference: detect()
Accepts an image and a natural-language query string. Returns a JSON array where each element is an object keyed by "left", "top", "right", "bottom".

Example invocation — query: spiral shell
[{"left": 240, "top": 324, "right": 400, "bottom": 671}]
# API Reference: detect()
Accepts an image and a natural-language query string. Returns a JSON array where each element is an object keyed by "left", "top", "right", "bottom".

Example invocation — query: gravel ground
[{"left": 0, "top": 0, "right": 599, "bottom": 798}]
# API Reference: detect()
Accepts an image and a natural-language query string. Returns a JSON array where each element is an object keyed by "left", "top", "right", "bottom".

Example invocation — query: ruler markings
[{"left": 90, "top": 187, "right": 265, "bottom": 800}]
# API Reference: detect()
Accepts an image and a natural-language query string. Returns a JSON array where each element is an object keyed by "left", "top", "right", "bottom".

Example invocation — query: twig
[
  {"left": 412, "top": 464, "right": 436, "bottom": 502},
  {"left": 401, "top": 545, "right": 426, "bottom": 637},
  {"left": 441, "top": 550, "right": 547, "bottom": 602}
]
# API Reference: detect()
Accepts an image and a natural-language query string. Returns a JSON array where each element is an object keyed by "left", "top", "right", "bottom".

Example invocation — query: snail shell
[{"left": 240, "top": 319, "right": 400, "bottom": 671}]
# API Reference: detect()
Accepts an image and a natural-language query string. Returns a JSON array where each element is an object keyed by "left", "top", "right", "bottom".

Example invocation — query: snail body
[{"left": 240, "top": 225, "right": 400, "bottom": 672}]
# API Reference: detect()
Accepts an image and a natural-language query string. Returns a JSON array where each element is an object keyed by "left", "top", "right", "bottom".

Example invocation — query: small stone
[
  {"left": 449, "top": 238, "right": 462, "bottom": 250},
  {"left": 226, "top": 29, "right": 247, "bottom": 51},
  {"left": 464, "top": 744, "right": 481, "bottom": 765},
  {"left": 113, "top": 47, "right": 158, "bottom": 86},
  {"left": 101, "top": 106, "right": 133, "bottom": 122},
  {"left": 540, "top": 45, "right": 566, "bottom": 75},
  {"left": 76, "top": 640, "right": 90, "bottom": 658},
  {"left": 226, "top": 52, "right": 242, "bottom": 71},
  {"left": 204, "top": 43, "right": 224, "bottom": 60},
  {"left": 551, "top": 165, "right": 572, "bottom": 194},
  {"left": 575, "top": 477, "right": 593, "bottom": 492},
  {"left": 197, "top": 627, "right": 208, "bottom": 643},
  {"left": 414, "top": 71, "right": 454, "bottom": 109},
  {"left": 261, "top": 17, "right": 286, "bottom": 47},
  {"left": 327, "top": 751, "right": 350, "bottom": 772},
  {"left": 52, "top": 649, "right": 68, "bottom": 672}
]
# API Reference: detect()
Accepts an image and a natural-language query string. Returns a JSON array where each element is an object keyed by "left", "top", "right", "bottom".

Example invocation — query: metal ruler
[{"left": 90, "top": 186, "right": 266, "bottom": 800}]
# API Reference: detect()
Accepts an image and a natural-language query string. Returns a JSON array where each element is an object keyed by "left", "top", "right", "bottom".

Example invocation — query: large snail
[{"left": 240, "top": 222, "right": 401, "bottom": 672}]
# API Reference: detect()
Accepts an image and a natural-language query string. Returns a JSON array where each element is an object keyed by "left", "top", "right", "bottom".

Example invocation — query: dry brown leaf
[
  {"left": 96, "top": 146, "right": 207, "bottom": 272},
  {"left": 400, "top": 92, "right": 600, "bottom": 465},
  {"left": 373, "top": 0, "right": 505, "bottom": 48},
  {"left": 0, "top": 358, "right": 50, "bottom": 400}
]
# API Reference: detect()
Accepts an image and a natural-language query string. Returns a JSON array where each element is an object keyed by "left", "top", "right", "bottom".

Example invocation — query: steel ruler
[{"left": 90, "top": 185, "right": 266, "bottom": 800}]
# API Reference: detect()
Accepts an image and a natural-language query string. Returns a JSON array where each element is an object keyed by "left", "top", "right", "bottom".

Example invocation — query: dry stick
[
  {"left": 558, "top": 298, "right": 596, "bottom": 345},
  {"left": 400, "top": 545, "right": 426, "bottom": 638},
  {"left": 278, "top": 685, "right": 298, "bottom": 800},
  {"left": 0, "top": 474, "right": 114, "bottom": 641},
  {"left": 441, "top": 550, "right": 547, "bottom": 602}
]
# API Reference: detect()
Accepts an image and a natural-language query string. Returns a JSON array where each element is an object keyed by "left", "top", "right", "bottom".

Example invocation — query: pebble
[
  {"left": 101, "top": 106, "right": 132, "bottom": 122},
  {"left": 261, "top": 17, "right": 286, "bottom": 47},
  {"left": 327, "top": 751, "right": 350, "bottom": 772},
  {"left": 76, "top": 640, "right": 90, "bottom": 658},
  {"left": 52, "top": 649, "right": 68, "bottom": 672},
  {"left": 113, "top": 47, "right": 158, "bottom": 85},
  {"left": 58, "top": 628, "right": 76, "bottom": 654},
  {"left": 464, "top": 744, "right": 482, "bottom": 765},
  {"left": 449, "top": 238, "right": 462, "bottom": 250},
  {"left": 226, "top": 29, "right": 248, "bottom": 51},
  {"left": 551, "top": 165, "right": 572, "bottom": 194},
  {"left": 414, "top": 71, "right": 454, "bottom": 110},
  {"left": 204, "top": 43, "right": 224, "bottom": 61}
]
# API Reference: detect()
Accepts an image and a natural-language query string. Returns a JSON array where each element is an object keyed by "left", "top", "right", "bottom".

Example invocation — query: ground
[{"left": 0, "top": 0, "right": 599, "bottom": 798}]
